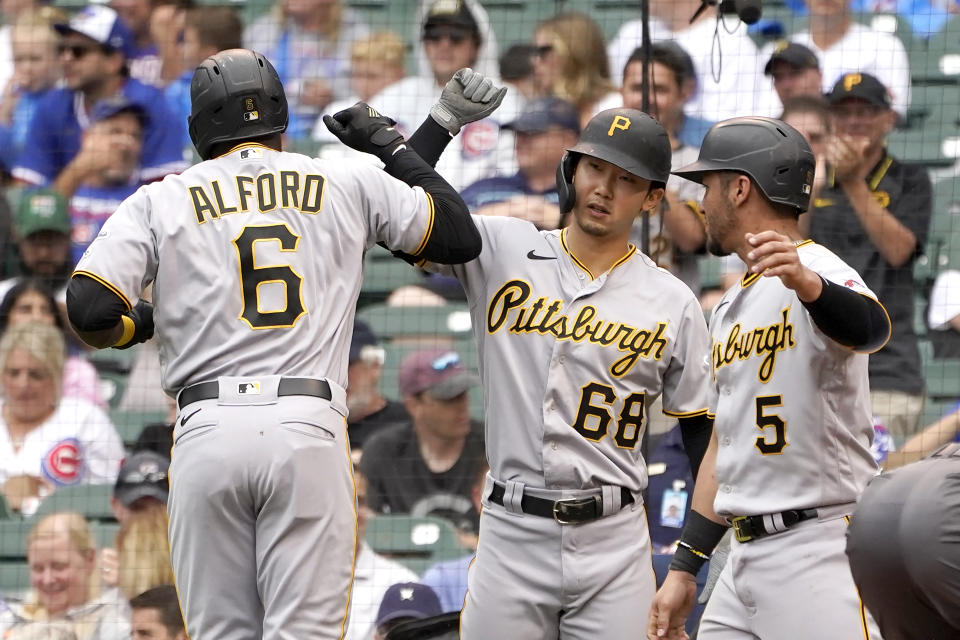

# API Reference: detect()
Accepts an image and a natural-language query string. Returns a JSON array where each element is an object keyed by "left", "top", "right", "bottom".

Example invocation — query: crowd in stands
[{"left": 2, "top": 0, "right": 960, "bottom": 636}]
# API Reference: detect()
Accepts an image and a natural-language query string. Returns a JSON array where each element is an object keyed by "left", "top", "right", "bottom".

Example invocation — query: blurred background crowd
[{"left": 1, "top": 0, "right": 960, "bottom": 637}]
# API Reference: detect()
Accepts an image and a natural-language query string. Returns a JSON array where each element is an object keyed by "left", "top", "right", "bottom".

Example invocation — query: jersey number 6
[
  {"left": 233, "top": 224, "right": 306, "bottom": 329},
  {"left": 572, "top": 382, "right": 645, "bottom": 450}
]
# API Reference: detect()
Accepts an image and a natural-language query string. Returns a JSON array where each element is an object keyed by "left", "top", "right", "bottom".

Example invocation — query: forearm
[
  {"left": 52, "top": 160, "right": 89, "bottom": 199},
  {"left": 690, "top": 429, "right": 724, "bottom": 524},
  {"left": 678, "top": 414, "right": 713, "bottom": 481},
  {"left": 66, "top": 274, "right": 132, "bottom": 349},
  {"left": 884, "top": 409, "right": 960, "bottom": 469},
  {"left": 663, "top": 194, "right": 705, "bottom": 253},
  {"left": 406, "top": 116, "right": 454, "bottom": 169},
  {"left": 800, "top": 276, "right": 890, "bottom": 351},
  {"left": 840, "top": 179, "right": 917, "bottom": 267}
]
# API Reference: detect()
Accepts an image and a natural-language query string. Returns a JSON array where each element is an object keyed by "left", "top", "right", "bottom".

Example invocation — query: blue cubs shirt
[{"left": 69, "top": 182, "right": 140, "bottom": 265}]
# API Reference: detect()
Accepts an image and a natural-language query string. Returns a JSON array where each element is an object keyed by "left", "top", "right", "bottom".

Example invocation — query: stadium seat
[
  {"left": 0, "top": 493, "right": 11, "bottom": 520},
  {"left": 110, "top": 409, "right": 169, "bottom": 447},
  {"left": 32, "top": 484, "right": 117, "bottom": 523},
  {"left": 911, "top": 14, "right": 960, "bottom": 83},
  {"left": 359, "top": 249, "right": 432, "bottom": 308},
  {"left": 364, "top": 514, "right": 473, "bottom": 576},
  {"left": 923, "top": 358, "right": 960, "bottom": 402},
  {"left": 357, "top": 302, "right": 473, "bottom": 342}
]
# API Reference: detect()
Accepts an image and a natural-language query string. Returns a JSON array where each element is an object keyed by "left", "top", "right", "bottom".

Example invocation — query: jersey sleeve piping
[
  {"left": 848, "top": 291, "right": 893, "bottom": 355},
  {"left": 72, "top": 270, "right": 133, "bottom": 311},
  {"left": 411, "top": 190, "right": 436, "bottom": 257},
  {"left": 663, "top": 407, "right": 714, "bottom": 419}
]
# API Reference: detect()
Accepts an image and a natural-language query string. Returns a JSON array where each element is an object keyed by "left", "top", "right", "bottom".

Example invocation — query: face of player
[
  {"left": 350, "top": 60, "right": 403, "bottom": 103},
  {"left": 97, "top": 112, "right": 144, "bottom": 184},
  {"left": 12, "top": 35, "right": 60, "bottom": 93},
  {"left": 2, "top": 347, "right": 58, "bottom": 424},
  {"left": 770, "top": 62, "right": 823, "bottom": 104},
  {"left": 58, "top": 34, "right": 122, "bottom": 91},
  {"left": 531, "top": 30, "right": 560, "bottom": 95},
  {"left": 28, "top": 533, "right": 94, "bottom": 616},
  {"left": 700, "top": 172, "right": 741, "bottom": 256},
  {"left": 132, "top": 606, "right": 184, "bottom": 640},
  {"left": 19, "top": 230, "right": 70, "bottom": 278},
  {"left": 8, "top": 289, "right": 57, "bottom": 328},
  {"left": 570, "top": 155, "right": 662, "bottom": 241},
  {"left": 783, "top": 110, "right": 829, "bottom": 157},
  {"left": 622, "top": 61, "right": 688, "bottom": 135},
  {"left": 423, "top": 25, "right": 479, "bottom": 86},
  {"left": 515, "top": 127, "right": 577, "bottom": 179},
  {"left": 110, "top": 0, "right": 152, "bottom": 37},
  {"left": 830, "top": 98, "right": 895, "bottom": 151},
  {"left": 410, "top": 391, "right": 471, "bottom": 441}
]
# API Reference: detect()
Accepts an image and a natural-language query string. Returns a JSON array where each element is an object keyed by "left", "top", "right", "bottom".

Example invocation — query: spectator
[
  {"left": 0, "top": 278, "right": 105, "bottom": 409},
  {"left": 5, "top": 623, "right": 78, "bottom": 640},
  {"left": 109, "top": 0, "right": 162, "bottom": 86},
  {"left": 12, "top": 5, "right": 186, "bottom": 188},
  {"left": 499, "top": 43, "right": 536, "bottom": 102},
  {"left": 109, "top": 450, "right": 169, "bottom": 526},
  {"left": 1, "top": 189, "right": 72, "bottom": 305},
  {"left": 411, "top": 0, "right": 499, "bottom": 79},
  {"left": 809, "top": 72, "right": 931, "bottom": 441},
  {"left": 374, "top": 583, "right": 443, "bottom": 640},
  {"left": 360, "top": 348, "right": 485, "bottom": 533},
  {"left": 347, "top": 320, "right": 410, "bottom": 456},
  {"left": 0, "top": 0, "right": 45, "bottom": 95},
  {"left": 928, "top": 269, "right": 960, "bottom": 357},
  {"left": 0, "top": 323, "right": 123, "bottom": 514},
  {"left": 0, "top": 9, "right": 65, "bottom": 177},
  {"left": 531, "top": 12, "right": 618, "bottom": 127},
  {"left": 0, "top": 512, "right": 131, "bottom": 639},
  {"left": 645, "top": 424, "right": 695, "bottom": 554},
  {"left": 781, "top": 95, "right": 832, "bottom": 221},
  {"left": 369, "top": 0, "right": 520, "bottom": 191},
  {"left": 607, "top": 0, "right": 777, "bottom": 121},
  {"left": 52, "top": 98, "right": 145, "bottom": 264},
  {"left": 347, "top": 468, "right": 419, "bottom": 640},
  {"left": 244, "top": 0, "right": 370, "bottom": 139},
  {"left": 784, "top": 0, "right": 912, "bottom": 117},
  {"left": 129, "top": 586, "right": 186, "bottom": 640},
  {"left": 764, "top": 41, "right": 824, "bottom": 108},
  {"left": 108, "top": 502, "right": 174, "bottom": 599},
  {"left": 458, "top": 96, "right": 579, "bottom": 230},
  {"left": 312, "top": 30, "right": 407, "bottom": 144},
  {"left": 164, "top": 6, "right": 243, "bottom": 154}
]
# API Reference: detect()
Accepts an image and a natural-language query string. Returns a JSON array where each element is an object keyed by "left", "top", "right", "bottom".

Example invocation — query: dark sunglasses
[
  {"left": 57, "top": 43, "right": 99, "bottom": 59},
  {"left": 423, "top": 26, "right": 470, "bottom": 45},
  {"left": 534, "top": 44, "right": 554, "bottom": 58}
]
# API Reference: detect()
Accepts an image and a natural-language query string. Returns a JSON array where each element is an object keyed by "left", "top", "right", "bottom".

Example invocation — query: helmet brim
[
  {"left": 567, "top": 141, "right": 669, "bottom": 184},
  {"left": 671, "top": 159, "right": 734, "bottom": 185}
]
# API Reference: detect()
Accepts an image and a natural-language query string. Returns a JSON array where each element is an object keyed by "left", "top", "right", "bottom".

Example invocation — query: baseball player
[
  {"left": 647, "top": 117, "right": 891, "bottom": 640},
  {"left": 407, "top": 94, "right": 716, "bottom": 638},
  {"left": 846, "top": 446, "right": 960, "bottom": 640},
  {"left": 64, "top": 50, "right": 499, "bottom": 640}
]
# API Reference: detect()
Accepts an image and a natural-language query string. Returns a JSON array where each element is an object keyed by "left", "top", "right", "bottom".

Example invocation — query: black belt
[
  {"left": 178, "top": 377, "right": 332, "bottom": 410},
  {"left": 730, "top": 508, "right": 819, "bottom": 543},
  {"left": 488, "top": 482, "right": 633, "bottom": 524}
]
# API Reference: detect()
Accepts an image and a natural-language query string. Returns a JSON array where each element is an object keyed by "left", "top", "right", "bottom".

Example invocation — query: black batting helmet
[
  {"left": 189, "top": 49, "right": 288, "bottom": 160},
  {"left": 673, "top": 117, "right": 815, "bottom": 213},
  {"left": 556, "top": 108, "right": 672, "bottom": 214}
]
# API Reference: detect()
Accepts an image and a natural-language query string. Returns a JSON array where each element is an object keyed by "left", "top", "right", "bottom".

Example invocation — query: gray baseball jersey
[
  {"left": 430, "top": 215, "right": 713, "bottom": 493},
  {"left": 708, "top": 240, "right": 881, "bottom": 518},
  {"left": 75, "top": 143, "right": 435, "bottom": 394}
]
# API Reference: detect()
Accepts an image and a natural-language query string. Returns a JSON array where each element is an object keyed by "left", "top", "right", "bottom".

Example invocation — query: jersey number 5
[
  {"left": 233, "top": 224, "right": 305, "bottom": 329},
  {"left": 572, "top": 382, "right": 645, "bottom": 449},
  {"left": 755, "top": 395, "right": 787, "bottom": 455}
]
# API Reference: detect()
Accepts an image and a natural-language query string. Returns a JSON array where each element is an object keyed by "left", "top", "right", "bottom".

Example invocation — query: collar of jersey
[
  {"left": 214, "top": 142, "right": 273, "bottom": 160},
  {"left": 740, "top": 239, "right": 815, "bottom": 288},
  {"left": 559, "top": 228, "right": 637, "bottom": 281}
]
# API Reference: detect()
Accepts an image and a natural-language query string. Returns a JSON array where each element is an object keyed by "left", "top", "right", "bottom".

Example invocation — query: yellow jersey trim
[
  {"left": 662, "top": 407, "right": 713, "bottom": 418},
  {"left": 214, "top": 142, "right": 272, "bottom": 160},
  {"left": 72, "top": 270, "right": 132, "bottom": 311},
  {"left": 560, "top": 229, "right": 595, "bottom": 280},
  {"left": 610, "top": 244, "right": 638, "bottom": 271},
  {"left": 741, "top": 272, "right": 762, "bottom": 288},
  {"left": 412, "top": 191, "right": 436, "bottom": 257}
]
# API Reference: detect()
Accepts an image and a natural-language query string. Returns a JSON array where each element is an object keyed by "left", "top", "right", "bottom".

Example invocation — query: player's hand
[
  {"left": 323, "top": 102, "right": 406, "bottom": 161},
  {"left": 115, "top": 300, "right": 154, "bottom": 349},
  {"left": 647, "top": 570, "right": 696, "bottom": 639},
  {"left": 430, "top": 67, "right": 507, "bottom": 135},
  {"left": 746, "top": 231, "right": 823, "bottom": 302}
]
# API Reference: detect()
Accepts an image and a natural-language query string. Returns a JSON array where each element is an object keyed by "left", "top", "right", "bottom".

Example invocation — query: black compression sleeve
[
  {"left": 381, "top": 138, "right": 480, "bottom": 265},
  {"left": 801, "top": 276, "right": 890, "bottom": 351},
  {"left": 678, "top": 414, "right": 713, "bottom": 481},
  {"left": 406, "top": 116, "right": 454, "bottom": 169},
  {"left": 66, "top": 274, "right": 128, "bottom": 332}
]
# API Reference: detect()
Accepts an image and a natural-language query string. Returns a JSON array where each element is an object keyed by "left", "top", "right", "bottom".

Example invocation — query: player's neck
[
  {"left": 415, "top": 429, "right": 466, "bottom": 474},
  {"left": 564, "top": 225, "right": 632, "bottom": 279}
]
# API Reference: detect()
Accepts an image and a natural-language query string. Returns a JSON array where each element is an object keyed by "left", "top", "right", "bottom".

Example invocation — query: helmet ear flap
[{"left": 556, "top": 152, "right": 578, "bottom": 214}]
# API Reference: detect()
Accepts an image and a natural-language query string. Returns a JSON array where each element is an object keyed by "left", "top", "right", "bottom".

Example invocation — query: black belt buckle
[
  {"left": 552, "top": 496, "right": 601, "bottom": 524},
  {"left": 731, "top": 515, "right": 754, "bottom": 543}
]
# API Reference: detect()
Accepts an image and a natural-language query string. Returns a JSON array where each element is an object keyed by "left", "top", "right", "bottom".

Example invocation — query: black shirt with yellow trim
[{"left": 809, "top": 152, "right": 931, "bottom": 394}]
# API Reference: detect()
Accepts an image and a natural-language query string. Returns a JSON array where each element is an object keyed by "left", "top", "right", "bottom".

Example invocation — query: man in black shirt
[
  {"left": 810, "top": 72, "right": 931, "bottom": 442},
  {"left": 360, "top": 347, "right": 485, "bottom": 533}
]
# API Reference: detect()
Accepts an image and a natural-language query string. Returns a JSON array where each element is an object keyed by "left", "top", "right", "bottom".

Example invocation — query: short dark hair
[
  {"left": 499, "top": 43, "right": 536, "bottom": 81},
  {"left": 130, "top": 585, "right": 185, "bottom": 635},
  {"left": 625, "top": 41, "right": 697, "bottom": 90},
  {"left": 779, "top": 95, "right": 831, "bottom": 132},
  {"left": 719, "top": 171, "right": 800, "bottom": 219},
  {"left": 0, "top": 278, "right": 64, "bottom": 335},
  {"left": 185, "top": 7, "right": 243, "bottom": 52}
]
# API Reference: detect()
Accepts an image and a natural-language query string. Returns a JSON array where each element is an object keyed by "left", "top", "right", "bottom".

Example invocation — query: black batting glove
[
  {"left": 114, "top": 300, "right": 154, "bottom": 350},
  {"left": 322, "top": 102, "right": 407, "bottom": 163}
]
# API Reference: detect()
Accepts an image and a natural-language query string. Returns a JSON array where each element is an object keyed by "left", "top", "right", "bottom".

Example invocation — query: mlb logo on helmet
[
  {"left": 243, "top": 96, "right": 260, "bottom": 122},
  {"left": 42, "top": 438, "right": 84, "bottom": 486}
]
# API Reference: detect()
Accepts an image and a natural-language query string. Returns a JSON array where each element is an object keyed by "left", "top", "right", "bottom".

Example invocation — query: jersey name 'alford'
[
  {"left": 487, "top": 279, "right": 669, "bottom": 377},
  {"left": 712, "top": 306, "right": 796, "bottom": 382},
  {"left": 188, "top": 171, "right": 326, "bottom": 224}
]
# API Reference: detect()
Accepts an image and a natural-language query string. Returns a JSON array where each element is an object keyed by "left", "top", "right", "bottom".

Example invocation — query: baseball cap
[
  {"left": 764, "top": 41, "right": 819, "bottom": 75},
  {"left": 375, "top": 582, "right": 442, "bottom": 628},
  {"left": 398, "top": 349, "right": 479, "bottom": 400},
  {"left": 90, "top": 96, "right": 147, "bottom": 125},
  {"left": 16, "top": 190, "right": 70, "bottom": 238},
  {"left": 54, "top": 5, "right": 135, "bottom": 59},
  {"left": 349, "top": 320, "right": 381, "bottom": 364},
  {"left": 114, "top": 450, "right": 170, "bottom": 506},
  {"left": 503, "top": 97, "right": 580, "bottom": 135},
  {"left": 423, "top": 0, "right": 478, "bottom": 34},
  {"left": 826, "top": 72, "right": 891, "bottom": 109}
]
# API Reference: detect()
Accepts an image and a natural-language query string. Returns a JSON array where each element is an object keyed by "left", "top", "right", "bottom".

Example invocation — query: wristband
[
  {"left": 113, "top": 315, "right": 136, "bottom": 348},
  {"left": 668, "top": 511, "right": 728, "bottom": 576}
]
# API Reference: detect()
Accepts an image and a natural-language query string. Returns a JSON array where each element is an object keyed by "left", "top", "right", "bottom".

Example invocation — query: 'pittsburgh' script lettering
[
  {"left": 712, "top": 307, "right": 795, "bottom": 382},
  {"left": 486, "top": 280, "right": 668, "bottom": 377}
]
